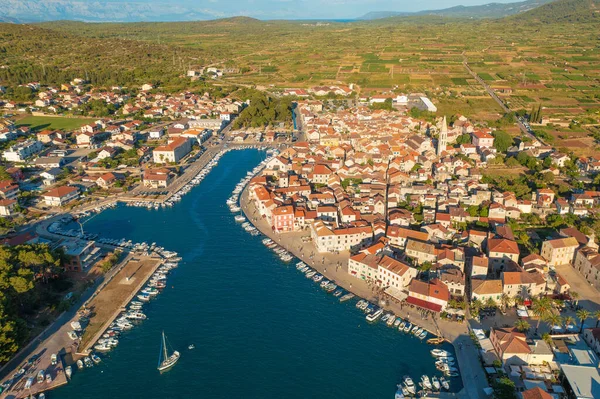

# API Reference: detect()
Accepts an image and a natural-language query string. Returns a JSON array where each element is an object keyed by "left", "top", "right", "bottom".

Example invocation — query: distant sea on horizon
[{"left": 56, "top": 149, "right": 460, "bottom": 399}]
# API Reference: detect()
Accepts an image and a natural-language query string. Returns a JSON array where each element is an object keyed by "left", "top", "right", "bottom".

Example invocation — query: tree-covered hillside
[
  {"left": 0, "top": 23, "right": 205, "bottom": 87},
  {"left": 511, "top": 0, "right": 600, "bottom": 22}
]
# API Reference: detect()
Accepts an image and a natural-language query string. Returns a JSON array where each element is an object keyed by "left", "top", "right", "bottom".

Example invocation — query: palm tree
[
  {"left": 531, "top": 297, "right": 552, "bottom": 329},
  {"left": 577, "top": 309, "right": 590, "bottom": 333},
  {"left": 564, "top": 316, "right": 575, "bottom": 331},
  {"left": 514, "top": 296, "right": 525, "bottom": 307},
  {"left": 471, "top": 298, "right": 483, "bottom": 318},
  {"left": 485, "top": 297, "right": 497, "bottom": 309},
  {"left": 593, "top": 310, "right": 600, "bottom": 328},
  {"left": 544, "top": 313, "right": 562, "bottom": 330},
  {"left": 500, "top": 293, "right": 512, "bottom": 312},
  {"left": 515, "top": 319, "right": 531, "bottom": 333},
  {"left": 570, "top": 291, "right": 580, "bottom": 307}
]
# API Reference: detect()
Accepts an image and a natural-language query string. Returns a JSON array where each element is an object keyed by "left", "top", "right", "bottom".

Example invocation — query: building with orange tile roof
[
  {"left": 406, "top": 278, "right": 449, "bottom": 312},
  {"left": 487, "top": 238, "right": 520, "bottom": 273},
  {"left": 540, "top": 237, "right": 579, "bottom": 266}
]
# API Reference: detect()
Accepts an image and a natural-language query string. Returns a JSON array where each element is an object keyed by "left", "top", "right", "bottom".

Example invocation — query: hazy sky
[{"left": 98, "top": 0, "right": 528, "bottom": 19}]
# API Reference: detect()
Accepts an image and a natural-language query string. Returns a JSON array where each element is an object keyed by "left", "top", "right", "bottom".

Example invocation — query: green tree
[
  {"left": 500, "top": 293, "right": 512, "bottom": 311},
  {"left": 0, "top": 166, "right": 12, "bottom": 181},
  {"left": 544, "top": 313, "right": 562, "bottom": 329},
  {"left": 531, "top": 297, "right": 552, "bottom": 329},
  {"left": 493, "top": 376, "right": 517, "bottom": 399},
  {"left": 456, "top": 134, "right": 471, "bottom": 145},
  {"left": 493, "top": 130, "right": 513, "bottom": 153},
  {"left": 0, "top": 308, "right": 19, "bottom": 363},
  {"left": 514, "top": 319, "right": 531, "bottom": 333},
  {"left": 592, "top": 310, "right": 600, "bottom": 328},
  {"left": 564, "top": 315, "right": 575, "bottom": 330},
  {"left": 577, "top": 309, "right": 590, "bottom": 333}
]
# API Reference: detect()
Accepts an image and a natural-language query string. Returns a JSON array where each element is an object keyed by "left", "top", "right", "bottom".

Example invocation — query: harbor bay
[{"left": 53, "top": 149, "right": 459, "bottom": 399}]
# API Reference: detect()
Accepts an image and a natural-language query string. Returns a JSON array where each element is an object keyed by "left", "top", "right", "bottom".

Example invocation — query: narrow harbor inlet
[{"left": 53, "top": 149, "right": 460, "bottom": 399}]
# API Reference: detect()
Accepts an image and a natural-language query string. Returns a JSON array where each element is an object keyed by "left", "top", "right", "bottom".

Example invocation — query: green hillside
[
  {"left": 511, "top": 0, "right": 600, "bottom": 22},
  {"left": 0, "top": 23, "right": 205, "bottom": 87}
]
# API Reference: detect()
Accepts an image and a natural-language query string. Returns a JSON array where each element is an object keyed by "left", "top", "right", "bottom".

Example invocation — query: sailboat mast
[{"left": 162, "top": 331, "right": 168, "bottom": 360}]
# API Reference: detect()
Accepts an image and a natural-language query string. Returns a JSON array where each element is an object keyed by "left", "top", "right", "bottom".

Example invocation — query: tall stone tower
[{"left": 437, "top": 116, "right": 448, "bottom": 156}]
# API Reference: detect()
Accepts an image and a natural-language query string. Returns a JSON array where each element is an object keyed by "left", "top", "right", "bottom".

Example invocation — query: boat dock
[{"left": 77, "top": 255, "right": 165, "bottom": 354}]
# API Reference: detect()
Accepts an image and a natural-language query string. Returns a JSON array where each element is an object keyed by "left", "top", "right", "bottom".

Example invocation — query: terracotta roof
[
  {"left": 503, "top": 271, "right": 536, "bottom": 286},
  {"left": 378, "top": 255, "right": 412, "bottom": 276},
  {"left": 544, "top": 237, "right": 579, "bottom": 249},
  {"left": 472, "top": 255, "right": 489, "bottom": 268},
  {"left": 472, "top": 279, "right": 502, "bottom": 295},
  {"left": 154, "top": 137, "right": 188, "bottom": 152},
  {"left": 387, "top": 225, "right": 428, "bottom": 242},
  {"left": 488, "top": 238, "right": 519, "bottom": 254},
  {"left": 559, "top": 227, "right": 589, "bottom": 246},
  {"left": 0, "top": 199, "right": 16, "bottom": 206},
  {"left": 409, "top": 278, "right": 449, "bottom": 302},
  {"left": 272, "top": 205, "right": 294, "bottom": 216},
  {"left": 522, "top": 387, "right": 553, "bottom": 399},
  {"left": 44, "top": 185, "right": 77, "bottom": 198},
  {"left": 492, "top": 327, "right": 531, "bottom": 354}
]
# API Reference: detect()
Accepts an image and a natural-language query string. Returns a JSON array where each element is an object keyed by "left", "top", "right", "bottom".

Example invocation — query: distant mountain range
[
  {"left": 358, "top": 0, "right": 556, "bottom": 20},
  {"left": 0, "top": 0, "right": 222, "bottom": 23},
  {"left": 0, "top": 0, "right": 595, "bottom": 24}
]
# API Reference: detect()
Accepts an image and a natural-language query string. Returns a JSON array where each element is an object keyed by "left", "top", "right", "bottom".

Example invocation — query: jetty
[{"left": 78, "top": 255, "right": 164, "bottom": 354}]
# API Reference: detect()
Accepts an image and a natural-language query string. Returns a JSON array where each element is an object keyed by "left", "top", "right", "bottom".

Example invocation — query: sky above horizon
[{"left": 84, "top": 0, "right": 528, "bottom": 19}]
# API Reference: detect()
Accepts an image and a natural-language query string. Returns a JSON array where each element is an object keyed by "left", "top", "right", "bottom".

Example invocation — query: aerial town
[{"left": 0, "top": 76, "right": 599, "bottom": 399}]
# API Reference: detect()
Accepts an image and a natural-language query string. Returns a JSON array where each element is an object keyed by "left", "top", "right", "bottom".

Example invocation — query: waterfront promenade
[{"left": 239, "top": 187, "right": 488, "bottom": 399}]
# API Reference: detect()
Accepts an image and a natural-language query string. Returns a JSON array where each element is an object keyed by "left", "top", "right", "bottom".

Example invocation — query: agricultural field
[
  {"left": 0, "top": 6, "right": 594, "bottom": 153},
  {"left": 36, "top": 17, "right": 599, "bottom": 132},
  {"left": 16, "top": 116, "right": 95, "bottom": 131}
]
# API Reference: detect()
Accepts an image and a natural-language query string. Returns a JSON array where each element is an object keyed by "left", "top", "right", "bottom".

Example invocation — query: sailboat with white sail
[{"left": 157, "top": 331, "right": 180, "bottom": 372}]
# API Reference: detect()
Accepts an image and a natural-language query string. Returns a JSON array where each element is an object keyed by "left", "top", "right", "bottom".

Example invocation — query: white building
[{"left": 2, "top": 140, "right": 43, "bottom": 162}]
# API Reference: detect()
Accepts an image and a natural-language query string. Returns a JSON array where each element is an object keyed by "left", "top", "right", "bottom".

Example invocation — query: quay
[
  {"left": 239, "top": 185, "right": 487, "bottom": 399},
  {"left": 77, "top": 255, "right": 164, "bottom": 354}
]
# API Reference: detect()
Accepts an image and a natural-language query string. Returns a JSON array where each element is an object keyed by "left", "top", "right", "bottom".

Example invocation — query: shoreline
[{"left": 239, "top": 183, "right": 485, "bottom": 399}]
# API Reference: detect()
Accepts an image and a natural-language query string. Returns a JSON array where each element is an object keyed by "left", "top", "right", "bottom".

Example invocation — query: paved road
[{"left": 462, "top": 57, "right": 548, "bottom": 146}]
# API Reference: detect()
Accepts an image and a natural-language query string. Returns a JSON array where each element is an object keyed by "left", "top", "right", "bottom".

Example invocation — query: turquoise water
[{"left": 55, "top": 149, "right": 459, "bottom": 399}]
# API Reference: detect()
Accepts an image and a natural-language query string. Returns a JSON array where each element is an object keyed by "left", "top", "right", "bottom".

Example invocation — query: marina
[{"left": 5, "top": 149, "right": 461, "bottom": 399}]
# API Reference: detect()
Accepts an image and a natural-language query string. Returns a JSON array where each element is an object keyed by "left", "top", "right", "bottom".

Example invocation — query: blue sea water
[{"left": 55, "top": 149, "right": 459, "bottom": 399}]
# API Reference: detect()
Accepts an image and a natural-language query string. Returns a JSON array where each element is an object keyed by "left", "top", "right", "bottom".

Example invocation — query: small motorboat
[
  {"left": 403, "top": 376, "right": 415, "bottom": 394},
  {"left": 188, "top": 344, "right": 195, "bottom": 350},
  {"left": 76, "top": 359, "right": 84, "bottom": 369},
  {"left": 432, "top": 376, "right": 441, "bottom": 390},
  {"left": 386, "top": 314, "right": 396, "bottom": 327},
  {"left": 366, "top": 309, "right": 383, "bottom": 323},
  {"left": 91, "top": 354, "right": 102, "bottom": 364},
  {"left": 431, "top": 349, "right": 451, "bottom": 357},
  {"left": 421, "top": 375, "right": 432, "bottom": 390},
  {"left": 65, "top": 365, "right": 72, "bottom": 379},
  {"left": 440, "top": 376, "right": 450, "bottom": 390}
]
